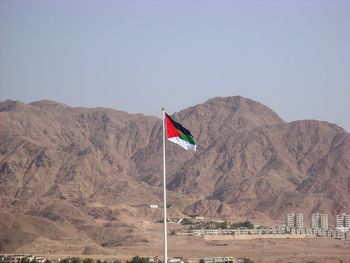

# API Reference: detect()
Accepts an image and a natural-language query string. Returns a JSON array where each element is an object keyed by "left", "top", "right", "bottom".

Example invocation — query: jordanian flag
[{"left": 165, "top": 113, "right": 196, "bottom": 151}]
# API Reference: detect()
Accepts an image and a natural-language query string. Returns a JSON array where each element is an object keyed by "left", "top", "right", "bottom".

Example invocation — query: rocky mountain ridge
[{"left": 0, "top": 96, "right": 349, "bottom": 253}]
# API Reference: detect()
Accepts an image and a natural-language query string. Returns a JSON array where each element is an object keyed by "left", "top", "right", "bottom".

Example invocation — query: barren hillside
[{"left": 0, "top": 96, "right": 349, "bottom": 254}]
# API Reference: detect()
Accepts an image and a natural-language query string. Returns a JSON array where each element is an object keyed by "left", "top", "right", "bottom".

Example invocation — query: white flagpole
[{"left": 162, "top": 108, "right": 168, "bottom": 263}]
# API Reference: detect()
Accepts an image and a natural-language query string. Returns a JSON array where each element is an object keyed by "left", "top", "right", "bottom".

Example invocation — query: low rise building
[
  {"left": 186, "top": 259, "right": 201, "bottom": 263},
  {"left": 168, "top": 258, "right": 184, "bottom": 263},
  {"left": 234, "top": 228, "right": 248, "bottom": 235},
  {"left": 213, "top": 257, "right": 235, "bottom": 263},
  {"left": 290, "top": 227, "right": 307, "bottom": 235},
  {"left": 0, "top": 255, "right": 46, "bottom": 263},
  {"left": 272, "top": 224, "right": 286, "bottom": 234},
  {"left": 191, "top": 229, "right": 234, "bottom": 236},
  {"left": 186, "top": 257, "right": 235, "bottom": 263},
  {"left": 203, "top": 258, "right": 213, "bottom": 263},
  {"left": 1, "top": 255, "right": 27, "bottom": 263}
]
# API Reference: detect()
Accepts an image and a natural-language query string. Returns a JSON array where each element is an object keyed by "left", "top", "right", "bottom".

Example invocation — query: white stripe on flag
[{"left": 167, "top": 137, "right": 196, "bottom": 151}]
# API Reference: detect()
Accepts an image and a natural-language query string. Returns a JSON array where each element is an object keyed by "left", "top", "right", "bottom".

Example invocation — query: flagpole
[{"left": 162, "top": 108, "right": 168, "bottom": 263}]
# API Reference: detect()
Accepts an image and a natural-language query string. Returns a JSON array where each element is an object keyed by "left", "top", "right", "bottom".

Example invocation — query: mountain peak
[
  {"left": 30, "top": 100, "right": 69, "bottom": 108},
  {"left": 174, "top": 96, "right": 285, "bottom": 141},
  {"left": 205, "top": 95, "right": 283, "bottom": 120},
  {"left": 0, "top": 100, "right": 27, "bottom": 112}
]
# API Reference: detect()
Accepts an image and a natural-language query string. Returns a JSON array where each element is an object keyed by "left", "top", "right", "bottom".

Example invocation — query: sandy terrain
[
  {"left": 8, "top": 221, "right": 349, "bottom": 263},
  {"left": 117, "top": 236, "right": 350, "bottom": 263},
  {"left": 33, "top": 234, "right": 350, "bottom": 263}
]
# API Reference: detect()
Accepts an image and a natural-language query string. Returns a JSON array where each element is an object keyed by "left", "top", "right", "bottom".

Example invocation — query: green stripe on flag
[{"left": 179, "top": 133, "right": 195, "bottom": 145}]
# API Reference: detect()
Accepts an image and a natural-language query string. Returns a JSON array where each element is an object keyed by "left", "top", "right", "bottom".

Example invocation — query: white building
[
  {"left": 191, "top": 229, "right": 234, "bottom": 236},
  {"left": 213, "top": 257, "right": 236, "bottom": 263},
  {"left": 1, "top": 255, "right": 27, "bottom": 263},
  {"left": 311, "top": 213, "right": 328, "bottom": 229},
  {"left": 336, "top": 213, "right": 350, "bottom": 228},
  {"left": 286, "top": 212, "right": 304, "bottom": 229}
]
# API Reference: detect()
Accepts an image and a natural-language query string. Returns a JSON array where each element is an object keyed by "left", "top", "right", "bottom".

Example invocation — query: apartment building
[
  {"left": 336, "top": 213, "right": 350, "bottom": 228},
  {"left": 286, "top": 212, "right": 304, "bottom": 228},
  {"left": 311, "top": 213, "right": 328, "bottom": 229}
]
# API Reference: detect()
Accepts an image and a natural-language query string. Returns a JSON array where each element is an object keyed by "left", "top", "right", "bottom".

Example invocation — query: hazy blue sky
[{"left": 1, "top": 0, "right": 349, "bottom": 131}]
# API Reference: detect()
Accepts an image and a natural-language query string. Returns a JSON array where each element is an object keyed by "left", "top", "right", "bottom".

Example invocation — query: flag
[{"left": 165, "top": 113, "right": 196, "bottom": 151}]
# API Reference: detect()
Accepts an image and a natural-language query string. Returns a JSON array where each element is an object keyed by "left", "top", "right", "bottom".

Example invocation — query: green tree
[
  {"left": 229, "top": 220, "right": 254, "bottom": 229},
  {"left": 82, "top": 259, "right": 93, "bottom": 263},
  {"left": 127, "top": 256, "right": 150, "bottom": 263},
  {"left": 20, "top": 257, "right": 30, "bottom": 263},
  {"left": 181, "top": 218, "right": 192, "bottom": 225},
  {"left": 199, "top": 259, "right": 205, "bottom": 263},
  {"left": 71, "top": 258, "right": 80, "bottom": 263},
  {"left": 215, "top": 220, "right": 229, "bottom": 229},
  {"left": 242, "top": 221, "right": 254, "bottom": 229},
  {"left": 60, "top": 258, "right": 70, "bottom": 263}
]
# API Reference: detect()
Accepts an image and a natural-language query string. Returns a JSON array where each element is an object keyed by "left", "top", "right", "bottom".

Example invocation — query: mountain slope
[{"left": 0, "top": 96, "right": 349, "bottom": 253}]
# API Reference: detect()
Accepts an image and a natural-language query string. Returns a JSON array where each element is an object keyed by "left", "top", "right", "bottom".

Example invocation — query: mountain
[{"left": 0, "top": 96, "right": 349, "bottom": 254}]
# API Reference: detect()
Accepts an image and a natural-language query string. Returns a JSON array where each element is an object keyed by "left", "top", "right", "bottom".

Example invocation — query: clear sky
[{"left": 1, "top": 0, "right": 349, "bottom": 131}]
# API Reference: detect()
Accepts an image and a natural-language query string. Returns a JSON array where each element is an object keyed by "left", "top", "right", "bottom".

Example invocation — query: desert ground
[
  {"left": 35, "top": 236, "right": 350, "bottom": 263},
  {"left": 21, "top": 223, "right": 350, "bottom": 263}
]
